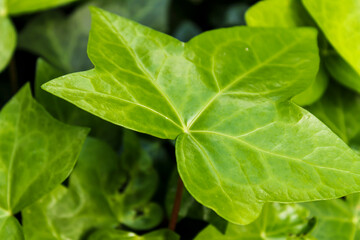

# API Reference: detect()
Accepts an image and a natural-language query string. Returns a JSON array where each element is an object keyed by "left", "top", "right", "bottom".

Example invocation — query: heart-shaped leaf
[{"left": 43, "top": 7, "right": 360, "bottom": 224}]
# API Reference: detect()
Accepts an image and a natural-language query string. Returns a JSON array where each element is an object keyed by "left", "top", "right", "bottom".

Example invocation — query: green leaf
[
  {"left": 302, "top": 0, "right": 360, "bottom": 76},
  {"left": 0, "top": 210, "right": 24, "bottom": 240},
  {"left": 0, "top": 83, "right": 88, "bottom": 214},
  {"left": 302, "top": 194, "right": 360, "bottom": 240},
  {"left": 6, "top": 0, "right": 78, "bottom": 16},
  {"left": 245, "top": 0, "right": 328, "bottom": 105},
  {"left": 0, "top": 17, "right": 16, "bottom": 72},
  {"left": 43, "top": 8, "right": 360, "bottom": 225},
  {"left": 23, "top": 136, "right": 162, "bottom": 239},
  {"left": 35, "top": 59, "right": 122, "bottom": 147},
  {"left": 88, "top": 229, "right": 179, "bottom": 240},
  {"left": 195, "top": 203, "right": 312, "bottom": 240},
  {"left": 19, "top": 0, "right": 170, "bottom": 72}
]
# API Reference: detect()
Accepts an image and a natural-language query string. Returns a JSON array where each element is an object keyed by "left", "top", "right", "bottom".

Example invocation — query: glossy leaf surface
[
  {"left": 19, "top": 0, "right": 170, "bottom": 72},
  {"left": 6, "top": 0, "right": 78, "bottom": 15},
  {"left": 245, "top": 0, "right": 328, "bottom": 106},
  {"left": 0, "top": 84, "right": 88, "bottom": 214},
  {"left": 88, "top": 229, "right": 179, "bottom": 240},
  {"left": 303, "top": 194, "right": 360, "bottom": 240},
  {"left": 43, "top": 8, "right": 360, "bottom": 224},
  {"left": 302, "top": 0, "right": 360, "bottom": 76},
  {"left": 0, "top": 16, "right": 16, "bottom": 72},
  {"left": 195, "top": 203, "right": 312, "bottom": 239},
  {"left": 23, "top": 135, "right": 162, "bottom": 240}
]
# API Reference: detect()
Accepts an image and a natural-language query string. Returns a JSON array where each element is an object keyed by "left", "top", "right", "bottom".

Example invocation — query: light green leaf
[
  {"left": 19, "top": 0, "right": 170, "bottom": 72},
  {"left": 35, "top": 59, "right": 122, "bottom": 147},
  {"left": 6, "top": 0, "right": 78, "bottom": 16},
  {"left": 43, "top": 8, "right": 360, "bottom": 225},
  {"left": 245, "top": 0, "right": 328, "bottom": 105},
  {"left": 302, "top": 194, "right": 360, "bottom": 240},
  {"left": 195, "top": 203, "right": 312, "bottom": 240},
  {"left": 302, "top": 0, "right": 360, "bottom": 76},
  {"left": 0, "top": 209, "right": 24, "bottom": 240},
  {"left": 23, "top": 136, "right": 162, "bottom": 240},
  {"left": 0, "top": 83, "right": 88, "bottom": 214},
  {"left": 0, "top": 16, "right": 16, "bottom": 73},
  {"left": 88, "top": 229, "right": 179, "bottom": 240}
]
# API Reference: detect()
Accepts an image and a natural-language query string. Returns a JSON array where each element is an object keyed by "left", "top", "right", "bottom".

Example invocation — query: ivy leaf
[
  {"left": 0, "top": 209, "right": 23, "bottom": 240},
  {"left": 302, "top": 0, "right": 360, "bottom": 76},
  {"left": 23, "top": 136, "right": 162, "bottom": 240},
  {"left": 88, "top": 229, "right": 179, "bottom": 240},
  {"left": 302, "top": 194, "right": 360, "bottom": 240},
  {"left": 43, "top": 8, "right": 360, "bottom": 224},
  {"left": 0, "top": 83, "right": 88, "bottom": 215},
  {"left": 19, "top": 0, "right": 170, "bottom": 72},
  {"left": 0, "top": 17, "right": 16, "bottom": 72},
  {"left": 35, "top": 59, "right": 122, "bottom": 147},
  {"left": 245, "top": 0, "right": 328, "bottom": 106},
  {"left": 195, "top": 203, "right": 313, "bottom": 240}
]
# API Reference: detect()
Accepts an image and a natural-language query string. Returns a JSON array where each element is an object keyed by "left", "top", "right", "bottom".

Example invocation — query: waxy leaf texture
[{"left": 43, "top": 8, "right": 360, "bottom": 224}]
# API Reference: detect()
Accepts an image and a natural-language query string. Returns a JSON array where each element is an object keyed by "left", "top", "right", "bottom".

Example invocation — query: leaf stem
[
  {"left": 9, "top": 57, "right": 18, "bottom": 94},
  {"left": 169, "top": 176, "right": 184, "bottom": 231}
]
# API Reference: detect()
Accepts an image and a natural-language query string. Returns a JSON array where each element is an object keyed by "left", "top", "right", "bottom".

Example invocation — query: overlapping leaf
[
  {"left": 19, "top": 0, "right": 170, "bottom": 72},
  {"left": 195, "top": 203, "right": 314, "bottom": 240},
  {"left": 23, "top": 134, "right": 162, "bottom": 240},
  {"left": 245, "top": 0, "right": 328, "bottom": 105},
  {"left": 303, "top": 194, "right": 360, "bottom": 240},
  {"left": 43, "top": 8, "right": 360, "bottom": 225},
  {"left": 0, "top": 209, "right": 23, "bottom": 240}
]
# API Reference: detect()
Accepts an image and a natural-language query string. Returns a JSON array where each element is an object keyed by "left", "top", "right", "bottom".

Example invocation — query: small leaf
[
  {"left": 88, "top": 229, "right": 179, "bottom": 240},
  {"left": 0, "top": 16, "right": 16, "bottom": 72},
  {"left": 302, "top": 194, "right": 360, "bottom": 240},
  {"left": 43, "top": 8, "right": 360, "bottom": 225},
  {"left": 302, "top": 0, "right": 360, "bottom": 76},
  {"left": 195, "top": 203, "right": 312, "bottom": 240},
  {"left": 0, "top": 83, "right": 89, "bottom": 214},
  {"left": 245, "top": 0, "right": 328, "bottom": 105}
]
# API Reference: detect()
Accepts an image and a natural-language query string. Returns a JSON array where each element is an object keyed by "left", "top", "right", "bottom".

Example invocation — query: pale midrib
[
  {"left": 47, "top": 86, "right": 183, "bottom": 130},
  {"left": 190, "top": 130, "right": 360, "bottom": 176},
  {"left": 6, "top": 96, "right": 24, "bottom": 212},
  {"left": 99, "top": 11, "right": 186, "bottom": 131},
  {"left": 187, "top": 40, "right": 300, "bottom": 130}
]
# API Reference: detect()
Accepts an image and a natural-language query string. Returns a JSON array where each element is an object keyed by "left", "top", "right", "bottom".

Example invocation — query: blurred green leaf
[
  {"left": 35, "top": 58, "right": 122, "bottom": 147},
  {"left": 245, "top": 0, "right": 328, "bottom": 106},
  {"left": 302, "top": 194, "right": 360, "bottom": 240},
  {"left": 0, "top": 17, "right": 16, "bottom": 73},
  {"left": 6, "top": 0, "right": 78, "bottom": 15},
  {"left": 88, "top": 228, "right": 179, "bottom": 240},
  {"left": 0, "top": 83, "right": 88, "bottom": 214},
  {"left": 0, "top": 209, "right": 23, "bottom": 240},
  {"left": 302, "top": 0, "right": 360, "bottom": 77},
  {"left": 173, "top": 20, "right": 201, "bottom": 42},
  {"left": 195, "top": 203, "right": 313, "bottom": 240},
  {"left": 19, "top": 0, "right": 170, "bottom": 72},
  {"left": 23, "top": 135, "right": 162, "bottom": 239},
  {"left": 209, "top": 3, "right": 249, "bottom": 28},
  {"left": 307, "top": 83, "right": 360, "bottom": 152}
]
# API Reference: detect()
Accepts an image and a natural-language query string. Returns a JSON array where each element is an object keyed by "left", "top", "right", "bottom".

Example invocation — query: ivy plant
[{"left": 43, "top": 7, "right": 360, "bottom": 225}]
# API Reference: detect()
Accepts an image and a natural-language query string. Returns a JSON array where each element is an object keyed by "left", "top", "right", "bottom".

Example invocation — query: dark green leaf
[{"left": 88, "top": 229, "right": 179, "bottom": 240}]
